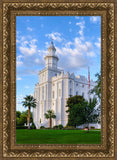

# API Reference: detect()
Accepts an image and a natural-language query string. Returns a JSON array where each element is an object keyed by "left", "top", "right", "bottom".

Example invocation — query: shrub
[
  {"left": 53, "top": 125, "right": 59, "bottom": 129},
  {"left": 90, "top": 126, "right": 95, "bottom": 129},
  {"left": 63, "top": 126, "right": 75, "bottom": 130},
  {"left": 40, "top": 126, "right": 45, "bottom": 129},
  {"left": 58, "top": 124, "right": 63, "bottom": 129},
  {"left": 31, "top": 122, "right": 36, "bottom": 129},
  {"left": 16, "top": 126, "right": 28, "bottom": 129}
]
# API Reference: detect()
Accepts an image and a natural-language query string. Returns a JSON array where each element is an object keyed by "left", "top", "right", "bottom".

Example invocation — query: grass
[{"left": 16, "top": 129, "right": 101, "bottom": 144}]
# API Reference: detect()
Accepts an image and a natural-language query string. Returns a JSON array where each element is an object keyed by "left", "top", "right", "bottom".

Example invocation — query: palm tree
[
  {"left": 22, "top": 95, "right": 36, "bottom": 129},
  {"left": 44, "top": 110, "right": 56, "bottom": 128},
  {"left": 84, "top": 98, "right": 98, "bottom": 132}
]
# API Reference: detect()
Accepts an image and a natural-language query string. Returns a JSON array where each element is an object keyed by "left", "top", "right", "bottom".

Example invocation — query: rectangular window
[
  {"left": 76, "top": 91, "right": 78, "bottom": 95},
  {"left": 82, "top": 92, "right": 84, "bottom": 97}
]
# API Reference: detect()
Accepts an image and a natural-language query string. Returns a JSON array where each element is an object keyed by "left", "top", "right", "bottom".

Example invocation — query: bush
[
  {"left": 90, "top": 126, "right": 95, "bottom": 129},
  {"left": 40, "top": 126, "right": 45, "bottom": 129},
  {"left": 16, "top": 126, "right": 28, "bottom": 129},
  {"left": 53, "top": 125, "right": 59, "bottom": 129},
  {"left": 58, "top": 124, "right": 63, "bottom": 129},
  {"left": 31, "top": 122, "right": 36, "bottom": 129},
  {"left": 63, "top": 126, "right": 75, "bottom": 130}
]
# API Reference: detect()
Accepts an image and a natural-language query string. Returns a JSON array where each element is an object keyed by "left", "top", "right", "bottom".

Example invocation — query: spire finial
[{"left": 51, "top": 38, "right": 54, "bottom": 44}]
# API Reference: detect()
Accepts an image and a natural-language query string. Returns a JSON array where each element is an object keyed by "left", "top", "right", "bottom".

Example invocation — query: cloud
[
  {"left": 17, "top": 77, "right": 22, "bottom": 80},
  {"left": 19, "top": 39, "right": 37, "bottom": 56},
  {"left": 45, "top": 32, "right": 62, "bottom": 42},
  {"left": 76, "top": 21, "right": 85, "bottom": 36},
  {"left": 27, "top": 27, "right": 33, "bottom": 31},
  {"left": 25, "top": 86, "right": 30, "bottom": 89},
  {"left": 16, "top": 94, "right": 25, "bottom": 104},
  {"left": 16, "top": 55, "right": 23, "bottom": 67},
  {"left": 17, "top": 36, "right": 46, "bottom": 76},
  {"left": 90, "top": 16, "right": 101, "bottom": 23},
  {"left": 16, "top": 34, "right": 96, "bottom": 77},
  {"left": 75, "top": 16, "right": 80, "bottom": 19},
  {"left": 69, "top": 21, "right": 72, "bottom": 24},
  {"left": 95, "top": 38, "right": 101, "bottom": 48},
  {"left": 55, "top": 37, "right": 96, "bottom": 72}
]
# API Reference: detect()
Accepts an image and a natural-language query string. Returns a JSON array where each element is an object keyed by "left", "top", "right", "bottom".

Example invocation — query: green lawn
[{"left": 16, "top": 129, "right": 101, "bottom": 144}]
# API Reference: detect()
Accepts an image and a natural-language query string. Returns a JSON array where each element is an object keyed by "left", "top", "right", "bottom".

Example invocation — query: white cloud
[
  {"left": 16, "top": 94, "right": 24, "bottom": 104},
  {"left": 17, "top": 36, "right": 45, "bottom": 76},
  {"left": 16, "top": 55, "right": 23, "bottom": 67},
  {"left": 79, "top": 30, "right": 83, "bottom": 36},
  {"left": 64, "top": 41, "right": 73, "bottom": 48},
  {"left": 45, "top": 32, "right": 62, "bottom": 42},
  {"left": 27, "top": 27, "right": 33, "bottom": 31},
  {"left": 17, "top": 61, "right": 23, "bottom": 67},
  {"left": 54, "top": 37, "right": 96, "bottom": 72},
  {"left": 16, "top": 33, "right": 96, "bottom": 77},
  {"left": 25, "top": 86, "right": 30, "bottom": 89},
  {"left": 95, "top": 38, "right": 101, "bottom": 48},
  {"left": 19, "top": 39, "right": 37, "bottom": 56},
  {"left": 17, "top": 77, "right": 22, "bottom": 80},
  {"left": 76, "top": 21, "right": 85, "bottom": 37},
  {"left": 76, "top": 21, "right": 85, "bottom": 30},
  {"left": 35, "top": 58, "right": 42, "bottom": 64},
  {"left": 75, "top": 16, "right": 80, "bottom": 19},
  {"left": 90, "top": 16, "right": 100, "bottom": 23},
  {"left": 69, "top": 21, "right": 72, "bottom": 24}
]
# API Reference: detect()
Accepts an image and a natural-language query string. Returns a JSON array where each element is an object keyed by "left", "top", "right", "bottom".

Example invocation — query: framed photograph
[{"left": 0, "top": 0, "right": 117, "bottom": 159}]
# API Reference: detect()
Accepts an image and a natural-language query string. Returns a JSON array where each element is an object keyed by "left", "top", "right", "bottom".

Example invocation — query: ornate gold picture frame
[{"left": 0, "top": 0, "right": 117, "bottom": 159}]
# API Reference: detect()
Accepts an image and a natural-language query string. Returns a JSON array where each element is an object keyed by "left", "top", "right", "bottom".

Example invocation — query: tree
[
  {"left": 16, "top": 110, "right": 33, "bottom": 127},
  {"left": 22, "top": 95, "right": 36, "bottom": 129},
  {"left": 66, "top": 95, "right": 99, "bottom": 129},
  {"left": 16, "top": 111, "right": 21, "bottom": 118},
  {"left": 83, "top": 98, "right": 99, "bottom": 131},
  {"left": 91, "top": 72, "right": 101, "bottom": 99},
  {"left": 44, "top": 110, "right": 56, "bottom": 128},
  {"left": 66, "top": 95, "right": 87, "bottom": 127},
  {"left": 90, "top": 72, "right": 101, "bottom": 115}
]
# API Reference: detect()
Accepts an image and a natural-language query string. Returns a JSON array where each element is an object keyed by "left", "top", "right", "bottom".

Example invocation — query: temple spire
[{"left": 44, "top": 41, "right": 59, "bottom": 69}]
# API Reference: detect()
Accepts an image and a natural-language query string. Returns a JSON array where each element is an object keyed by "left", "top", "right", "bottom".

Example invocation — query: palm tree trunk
[
  {"left": 49, "top": 118, "right": 52, "bottom": 128},
  {"left": 28, "top": 107, "right": 31, "bottom": 129}
]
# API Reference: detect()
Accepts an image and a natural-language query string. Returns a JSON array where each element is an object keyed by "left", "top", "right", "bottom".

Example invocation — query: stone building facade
[{"left": 33, "top": 41, "right": 97, "bottom": 129}]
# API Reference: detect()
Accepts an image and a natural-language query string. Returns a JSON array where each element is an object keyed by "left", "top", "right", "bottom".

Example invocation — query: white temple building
[{"left": 33, "top": 41, "right": 100, "bottom": 129}]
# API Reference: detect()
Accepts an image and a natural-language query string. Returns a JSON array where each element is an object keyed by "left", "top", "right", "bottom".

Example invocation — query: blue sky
[{"left": 16, "top": 16, "right": 101, "bottom": 112}]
